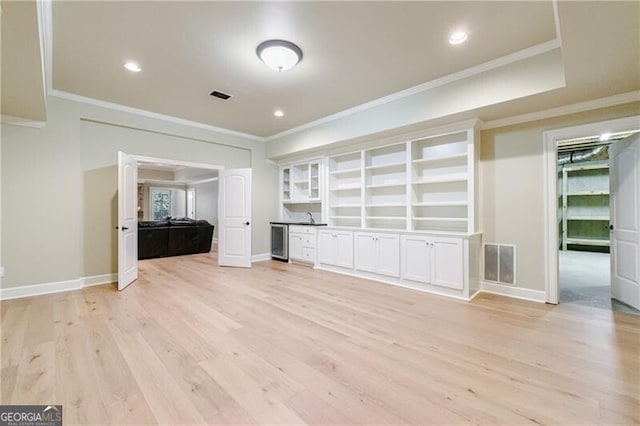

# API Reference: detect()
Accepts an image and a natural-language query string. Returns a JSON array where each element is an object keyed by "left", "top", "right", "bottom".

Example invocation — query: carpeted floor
[{"left": 559, "top": 250, "right": 639, "bottom": 315}]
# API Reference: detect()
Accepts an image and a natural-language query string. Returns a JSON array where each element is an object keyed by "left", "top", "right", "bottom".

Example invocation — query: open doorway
[
  {"left": 543, "top": 116, "right": 640, "bottom": 314},
  {"left": 137, "top": 160, "right": 220, "bottom": 260},
  {"left": 118, "top": 153, "right": 253, "bottom": 290},
  {"left": 556, "top": 134, "right": 628, "bottom": 312}
]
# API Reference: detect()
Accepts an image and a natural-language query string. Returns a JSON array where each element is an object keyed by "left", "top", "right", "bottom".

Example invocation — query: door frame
[
  {"left": 542, "top": 115, "right": 640, "bottom": 304},
  {"left": 119, "top": 154, "right": 224, "bottom": 283}
]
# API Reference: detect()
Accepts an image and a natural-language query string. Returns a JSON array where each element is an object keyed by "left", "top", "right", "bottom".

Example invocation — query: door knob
[
  {"left": 121, "top": 226, "right": 129, "bottom": 231},
  {"left": 609, "top": 224, "right": 614, "bottom": 230},
  {"left": 245, "top": 221, "right": 250, "bottom": 226}
]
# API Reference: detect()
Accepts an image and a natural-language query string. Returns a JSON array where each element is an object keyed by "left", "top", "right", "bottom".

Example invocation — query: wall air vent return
[
  {"left": 210, "top": 90, "right": 232, "bottom": 100},
  {"left": 484, "top": 244, "right": 516, "bottom": 285}
]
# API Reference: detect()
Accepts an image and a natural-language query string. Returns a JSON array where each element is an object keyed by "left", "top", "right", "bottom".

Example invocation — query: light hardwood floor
[{"left": 2, "top": 252, "right": 639, "bottom": 424}]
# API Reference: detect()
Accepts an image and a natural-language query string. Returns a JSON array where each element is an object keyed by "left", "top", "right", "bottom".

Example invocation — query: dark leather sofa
[{"left": 138, "top": 218, "right": 214, "bottom": 260}]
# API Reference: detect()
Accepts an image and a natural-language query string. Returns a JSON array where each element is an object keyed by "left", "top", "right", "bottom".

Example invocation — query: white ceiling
[
  {"left": 3, "top": 1, "right": 638, "bottom": 139},
  {"left": 51, "top": 1, "right": 558, "bottom": 137}
]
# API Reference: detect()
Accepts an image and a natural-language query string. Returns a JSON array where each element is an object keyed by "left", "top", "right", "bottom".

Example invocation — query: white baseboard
[
  {"left": 80, "top": 273, "right": 117, "bottom": 287},
  {"left": 479, "top": 281, "right": 546, "bottom": 303},
  {"left": 251, "top": 253, "right": 272, "bottom": 263},
  {"left": 0, "top": 273, "right": 116, "bottom": 301}
]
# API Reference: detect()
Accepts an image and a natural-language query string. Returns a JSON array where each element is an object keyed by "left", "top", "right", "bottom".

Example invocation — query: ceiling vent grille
[
  {"left": 210, "top": 90, "right": 232, "bottom": 100},
  {"left": 484, "top": 243, "right": 516, "bottom": 285}
]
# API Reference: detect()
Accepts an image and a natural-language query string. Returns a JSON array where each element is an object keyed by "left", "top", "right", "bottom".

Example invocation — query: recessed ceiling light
[
  {"left": 448, "top": 31, "right": 468, "bottom": 45},
  {"left": 274, "top": 110, "right": 284, "bottom": 118},
  {"left": 257, "top": 40, "right": 303, "bottom": 72},
  {"left": 124, "top": 61, "right": 141, "bottom": 72},
  {"left": 599, "top": 133, "right": 612, "bottom": 141}
]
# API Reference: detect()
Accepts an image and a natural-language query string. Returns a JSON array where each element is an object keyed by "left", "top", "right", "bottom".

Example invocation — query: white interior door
[
  {"left": 218, "top": 168, "right": 252, "bottom": 267},
  {"left": 610, "top": 133, "right": 640, "bottom": 310},
  {"left": 117, "top": 151, "right": 138, "bottom": 291}
]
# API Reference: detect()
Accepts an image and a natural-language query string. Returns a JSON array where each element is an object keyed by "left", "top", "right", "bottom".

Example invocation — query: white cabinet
[
  {"left": 318, "top": 229, "right": 354, "bottom": 269},
  {"left": 354, "top": 232, "right": 400, "bottom": 277},
  {"left": 401, "top": 235, "right": 463, "bottom": 290},
  {"left": 289, "top": 225, "right": 317, "bottom": 265}
]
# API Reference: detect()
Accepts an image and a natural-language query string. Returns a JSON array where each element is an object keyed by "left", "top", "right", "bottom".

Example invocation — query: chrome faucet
[{"left": 306, "top": 212, "right": 315, "bottom": 224}]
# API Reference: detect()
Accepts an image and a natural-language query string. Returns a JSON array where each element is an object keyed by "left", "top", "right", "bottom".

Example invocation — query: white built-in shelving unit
[
  {"left": 327, "top": 152, "right": 363, "bottom": 228},
  {"left": 411, "top": 131, "right": 471, "bottom": 233},
  {"left": 364, "top": 143, "right": 407, "bottom": 230},
  {"left": 310, "top": 126, "right": 477, "bottom": 233},
  {"left": 279, "top": 159, "right": 322, "bottom": 222},
  {"left": 276, "top": 121, "right": 482, "bottom": 302}
]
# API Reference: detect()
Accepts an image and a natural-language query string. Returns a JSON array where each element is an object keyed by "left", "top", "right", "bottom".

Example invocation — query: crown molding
[
  {"left": 265, "top": 39, "right": 561, "bottom": 142},
  {"left": 481, "top": 90, "right": 640, "bottom": 130},
  {"left": 49, "top": 89, "right": 265, "bottom": 141},
  {"left": 1, "top": 115, "right": 46, "bottom": 128}
]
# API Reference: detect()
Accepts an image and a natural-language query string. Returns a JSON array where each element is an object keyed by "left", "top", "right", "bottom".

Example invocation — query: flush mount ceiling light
[
  {"left": 274, "top": 109, "right": 284, "bottom": 118},
  {"left": 448, "top": 31, "right": 469, "bottom": 45},
  {"left": 257, "top": 40, "right": 303, "bottom": 72},
  {"left": 124, "top": 61, "right": 141, "bottom": 72}
]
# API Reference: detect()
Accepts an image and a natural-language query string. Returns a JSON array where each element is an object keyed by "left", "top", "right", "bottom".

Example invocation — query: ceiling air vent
[{"left": 210, "top": 90, "right": 232, "bottom": 100}]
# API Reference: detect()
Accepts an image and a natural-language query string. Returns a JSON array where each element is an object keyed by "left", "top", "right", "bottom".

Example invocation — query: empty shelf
[
  {"left": 365, "top": 161, "right": 406, "bottom": 171},
  {"left": 366, "top": 203, "right": 406, "bottom": 207},
  {"left": 330, "top": 185, "right": 361, "bottom": 191},
  {"left": 329, "top": 167, "right": 361, "bottom": 175},
  {"left": 567, "top": 191, "right": 609, "bottom": 196},
  {"left": 412, "top": 201, "right": 468, "bottom": 206},
  {"left": 367, "top": 216, "right": 406, "bottom": 220},
  {"left": 413, "top": 217, "right": 467, "bottom": 222},
  {"left": 412, "top": 152, "right": 467, "bottom": 164},
  {"left": 565, "top": 238, "right": 610, "bottom": 246},
  {"left": 413, "top": 173, "right": 468, "bottom": 184},
  {"left": 365, "top": 182, "right": 406, "bottom": 189},
  {"left": 567, "top": 216, "right": 610, "bottom": 221}
]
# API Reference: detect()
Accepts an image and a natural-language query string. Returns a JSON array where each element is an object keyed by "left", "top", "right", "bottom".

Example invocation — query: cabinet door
[
  {"left": 317, "top": 230, "right": 336, "bottom": 265},
  {"left": 401, "top": 235, "right": 430, "bottom": 283},
  {"left": 431, "top": 237, "right": 463, "bottom": 290},
  {"left": 335, "top": 231, "right": 354, "bottom": 269},
  {"left": 376, "top": 233, "right": 400, "bottom": 277},
  {"left": 289, "top": 233, "right": 304, "bottom": 261},
  {"left": 354, "top": 232, "right": 376, "bottom": 273}
]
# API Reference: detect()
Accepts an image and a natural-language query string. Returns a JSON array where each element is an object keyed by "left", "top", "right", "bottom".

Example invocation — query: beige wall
[
  {"left": 190, "top": 180, "right": 218, "bottom": 238},
  {"left": 267, "top": 101, "right": 639, "bottom": 293},
  {"left": 1, "top": 96, "right": 278, "bottom": 288},
  {"left": 479, "top": 102, "right": 639, "bottom": 291}
]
